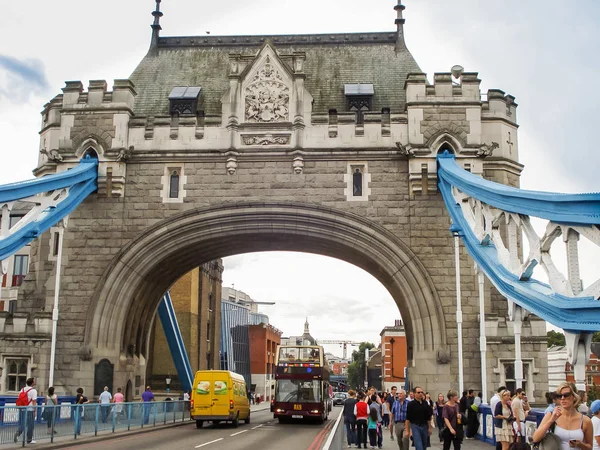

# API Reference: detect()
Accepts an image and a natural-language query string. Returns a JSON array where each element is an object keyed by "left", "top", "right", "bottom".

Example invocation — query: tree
[
  {"left": 346, "top": 342, "right": 376, "bottom": 389},
  {"left": 593, "top": 332, "right": 600, "bottom": 343},
  {"left": 547, "top": 330, "right": 565, "bottom": 348}
]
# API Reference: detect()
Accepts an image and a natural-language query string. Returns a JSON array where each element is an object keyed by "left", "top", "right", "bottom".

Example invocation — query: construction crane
[{"left": 317, "top": 340, "right": 361, "bottom": 359}]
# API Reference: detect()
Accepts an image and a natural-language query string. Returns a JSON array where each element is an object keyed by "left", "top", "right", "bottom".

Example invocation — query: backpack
[{"left": 16, "top": 388, "right": 33, "bottom": 406}]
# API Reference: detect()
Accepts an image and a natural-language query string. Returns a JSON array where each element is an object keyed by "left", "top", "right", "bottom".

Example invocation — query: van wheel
[
  {"left": 232, "top": 413, "right": 239, "bottom": 428},
  {"left": 244, "top": 413, "right": 251, "bottom": 424},
  {"left": 196, "top": 420, "right": 203, "bottom": 429}
]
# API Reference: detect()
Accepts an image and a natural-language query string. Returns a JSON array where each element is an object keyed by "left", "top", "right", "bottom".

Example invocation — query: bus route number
[{"left": 294, "top": 404, "right": 302, "bottom": 410}]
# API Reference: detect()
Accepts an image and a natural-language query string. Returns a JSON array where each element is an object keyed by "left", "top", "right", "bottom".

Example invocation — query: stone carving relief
[
  {"left": 245, "top": 56, "right": 290, "bottom": 123},
  {"left": 293, "top": 156, "right": 304, "bottom": 174},
  {"left": 40, "top": 148, "right": 64, "bottom": 162},
  {"left": 242, "top": 135, "right": 290, "bottom": 146},
  {"left": 477, "top": 142, "right": 499, "bottom": 158},
  {"left": 116, "top": 146, "right": 134, "bottom": 161},
  {"left": 226, "top": 157, "right": 238, "bottom": 175},
  {"left": 395, "top": 142, "right": 415, "bottom": 157}
]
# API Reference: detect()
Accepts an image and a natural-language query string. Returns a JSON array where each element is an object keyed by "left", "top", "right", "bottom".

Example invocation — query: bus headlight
[
  {"left": 276, "top": 408, "right": 285, "bottom": 413},
  {"left": 310, "top": 409, "right": 319, "bottom": 414}
]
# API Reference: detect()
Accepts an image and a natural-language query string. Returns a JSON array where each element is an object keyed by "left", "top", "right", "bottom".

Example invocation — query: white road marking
[
  {"left": 230, "top": 430, "right": 248, "bottom": 436},
  {"left": 194, "top": 438, "right": 224, "bottom": 448},
  {"left": 251, "top": 424, "right": 263, "bottom": 429}
]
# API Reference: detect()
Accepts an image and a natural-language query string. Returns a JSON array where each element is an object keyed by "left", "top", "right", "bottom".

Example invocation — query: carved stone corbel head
[
  {"left": 292, "top": 156, "right": 304, "bottom": 174},
  {"left": 226, "top": 157, "right": 238, "bottom": 175}
]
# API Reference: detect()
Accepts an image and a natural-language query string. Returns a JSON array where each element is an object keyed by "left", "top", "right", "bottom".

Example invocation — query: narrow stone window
[
  {"left": 344, "top": 162, "right": 371, "bottom": 201},
  {"left": 353, "top": 168, "right": 363, "bottom": 196},
  {"left": 161, "top": 164, "right": 187, "bottom": 203},
  {"left": 52, "top": 231, "right": 60, "bottom": 256},
  {"left": 169, "top": 170, "right": 180, "bottom": 199}
]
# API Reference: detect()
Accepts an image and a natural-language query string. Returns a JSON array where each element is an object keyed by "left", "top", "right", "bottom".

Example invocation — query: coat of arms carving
[{"left": 245, "top": 56, "right": 290, "bottom": 123}]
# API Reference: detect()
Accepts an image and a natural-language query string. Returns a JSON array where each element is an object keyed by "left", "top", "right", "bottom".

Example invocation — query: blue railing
[
  {"left": 0, "top": 400, "right": 190, "bottom": 447},
  {"left": 476, "top": 405, "right": 546, "bottom": 445}
]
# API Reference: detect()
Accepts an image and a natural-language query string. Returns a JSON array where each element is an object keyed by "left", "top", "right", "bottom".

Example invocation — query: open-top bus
[{"left": 271, "top": 345, "right": 332, "bottom": 424}]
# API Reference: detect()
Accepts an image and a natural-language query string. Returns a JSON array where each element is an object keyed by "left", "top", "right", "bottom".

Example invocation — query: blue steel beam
[
  {"left": 0, "top": 158, "right": 98, "bottom": 261},
  {"left": 157, "top": 291, "right": 193, "bottom": 392},
  {"left": 437, "top": 152, "right": 600, "bottom": 332}
]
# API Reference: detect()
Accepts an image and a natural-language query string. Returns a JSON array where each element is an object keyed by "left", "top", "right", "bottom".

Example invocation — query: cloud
[{"left": 0, "top": 55, "right": 50, "bottom": 102}]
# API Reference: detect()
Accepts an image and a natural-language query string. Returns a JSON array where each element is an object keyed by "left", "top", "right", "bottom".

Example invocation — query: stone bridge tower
[{"left": 0, "top": 2, "right": 547, "bottom": 400}]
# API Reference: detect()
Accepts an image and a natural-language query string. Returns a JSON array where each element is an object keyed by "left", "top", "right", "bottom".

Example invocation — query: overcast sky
[{"left": 1, "top": 1, "right": 599, "bottom": 357}]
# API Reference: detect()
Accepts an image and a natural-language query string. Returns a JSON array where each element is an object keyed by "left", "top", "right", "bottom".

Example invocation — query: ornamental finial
[
  {"left": 394, "top": 0, "right": 406, "bottom": 51},
  {"left": 149, "top": 0, "right": 163, "bottom": 54}
]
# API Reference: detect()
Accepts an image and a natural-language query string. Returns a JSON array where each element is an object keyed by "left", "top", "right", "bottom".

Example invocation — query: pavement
[{"left": 1, "top": 404, "right": 272, "bottom": 449}]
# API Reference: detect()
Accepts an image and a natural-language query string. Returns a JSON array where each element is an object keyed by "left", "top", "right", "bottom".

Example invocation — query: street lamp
[{"left": 165, "top": 376, "right": 171, "bottom": 393}]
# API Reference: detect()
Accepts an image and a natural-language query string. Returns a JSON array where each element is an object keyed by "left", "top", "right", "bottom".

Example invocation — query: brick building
[
  {"left": 381, "top": 321, "right": 408, "bottom": 391},
  {"left": 249, "top": 323, "right": 282, "bottom": 401},
  {"left": 147, "top": 261, "right": 223, "bottom": 393}
]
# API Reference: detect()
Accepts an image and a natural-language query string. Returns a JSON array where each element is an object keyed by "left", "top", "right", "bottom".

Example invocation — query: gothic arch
[
  {"left": 85, "top": 202, "right": 448, "bottom": 365},
  {"left": 74, "top": 136, "right": 107, "bottom": 159},
  {"left": 72, "top": 131, "right": 111, "bottom": 158},
  {"left": 428, "top": 132, "right": 464, "bottom": 155}
]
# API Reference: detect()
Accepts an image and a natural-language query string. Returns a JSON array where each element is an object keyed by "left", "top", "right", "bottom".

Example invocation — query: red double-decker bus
[{"left": 271, "top": 345, "right": 332, "bottom": 424}]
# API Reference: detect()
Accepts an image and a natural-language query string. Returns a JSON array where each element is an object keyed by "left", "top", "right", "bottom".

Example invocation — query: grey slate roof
[{"left": 129, "top": 32, "right": 422, "bottom": 117}]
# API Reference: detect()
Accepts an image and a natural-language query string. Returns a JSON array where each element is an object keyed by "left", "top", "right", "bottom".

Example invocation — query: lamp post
[
  {"left": 165, "top": 376, "right": 171, "bottom": 394},
  {"left": 451, "top": 224, "right": 464, "bottom": 394}
]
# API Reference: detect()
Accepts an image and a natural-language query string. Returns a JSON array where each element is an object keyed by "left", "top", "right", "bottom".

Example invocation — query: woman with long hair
[
  {"left": 494, "top": 389, "right": 514, "bottom": 450},
  {"left": 435, "top": 392, "right": 446, "bottom": 442},
  {"left": 533, "top": 382, "right": 592, "bottom": 450},
  {"left": 442, "top": 390, "right": 462, "bottom": 450},
  {"left": 44, "top": 387, "right": 58, "bottom": 434}
]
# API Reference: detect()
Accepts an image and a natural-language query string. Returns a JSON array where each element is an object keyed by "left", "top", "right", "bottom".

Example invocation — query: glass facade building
[{"left": 220, "top": 300, "right": 251, "bottom": 385}]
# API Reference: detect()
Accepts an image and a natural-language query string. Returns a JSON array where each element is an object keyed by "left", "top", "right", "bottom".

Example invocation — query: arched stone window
[
  {"left": 344, "top": 162, "right": 371, "bottom": 201},
  {"left": 437, "top": 143, "right": 455, "bottom": 154},
  {"left": 83, "top": 148, "right": 99, "bottom": 159},
  {"left": 169, "top": 170, "right": 180, "bottom": 199},
  {"left": 161, "top": 164, "right": 187, "bottom": 203},
  {"left": 353, "top": 168, "right": 363, "bottom": 197}
]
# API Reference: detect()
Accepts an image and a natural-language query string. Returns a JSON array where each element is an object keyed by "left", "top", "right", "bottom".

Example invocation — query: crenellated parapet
[
  {"left": 36, "top": 79, "right": 137, "bottom": 197},
  {"left": 400, "top": 71, "right": 521, "bottom": 195}
]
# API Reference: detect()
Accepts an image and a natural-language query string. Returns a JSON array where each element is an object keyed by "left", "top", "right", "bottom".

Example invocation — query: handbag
[{"left": 531, "top": 433, "right": 562, "bottom": 450}]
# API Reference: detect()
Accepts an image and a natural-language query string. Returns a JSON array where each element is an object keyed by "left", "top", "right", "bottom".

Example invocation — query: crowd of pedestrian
[{"left": 340, "top": 382, "right": 600, "bottom": 450}]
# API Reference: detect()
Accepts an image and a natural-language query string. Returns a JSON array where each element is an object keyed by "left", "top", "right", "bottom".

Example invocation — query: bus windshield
[{"left": 275, "top": 379, "right": 322, "bottom": 403}]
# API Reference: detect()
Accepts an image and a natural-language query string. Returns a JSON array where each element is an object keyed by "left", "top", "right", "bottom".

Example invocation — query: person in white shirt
[
  {"left": 99, "top": 386, "right": 113, "bottom": 423},
  {"left": 511, "top": 389, "right": 528, "bottom": 441},
  {"left": 591, "top": 400, "right": 600, "bottom": 450},
  {"left": 14, "top": 377, "right": 38, "bottom": 444}
]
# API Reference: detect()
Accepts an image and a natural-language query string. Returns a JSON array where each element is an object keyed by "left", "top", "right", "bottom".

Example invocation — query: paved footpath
[{"left": 381, "top": 436, "right": 490, "bottom": 449}]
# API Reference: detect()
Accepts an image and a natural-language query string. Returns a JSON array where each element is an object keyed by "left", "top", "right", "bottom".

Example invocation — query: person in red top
[{"left": 355, "top": 392, "right": 369, "bottom": 449}]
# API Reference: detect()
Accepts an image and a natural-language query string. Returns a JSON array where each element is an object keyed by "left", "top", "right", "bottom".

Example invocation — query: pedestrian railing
[
  {"left": 0, "top": 400, "right": 190, "bottom": 447},
  {"left": 476, "top": 405, "right": 545, "bottom": 445}
]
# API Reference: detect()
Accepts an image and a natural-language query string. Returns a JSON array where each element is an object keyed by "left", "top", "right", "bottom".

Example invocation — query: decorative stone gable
[
  {"left": 222, "top": 42, "right": 312, "bottom": 149},
  {"left": 244, "top": 56, "right": 290, "bottom": 123}
]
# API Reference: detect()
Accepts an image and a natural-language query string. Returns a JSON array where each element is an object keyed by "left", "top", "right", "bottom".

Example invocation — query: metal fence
[{"left": 0, "top": 400, "right": 190, "bottom": 447}]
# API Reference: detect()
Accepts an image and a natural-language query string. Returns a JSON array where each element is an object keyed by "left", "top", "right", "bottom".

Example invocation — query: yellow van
[{"left": 191, "top": 370, "right": 250, "bottom": 428}]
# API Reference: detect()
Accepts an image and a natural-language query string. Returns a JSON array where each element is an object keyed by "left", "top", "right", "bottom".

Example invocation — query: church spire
[
  {"left": 149, "top": 0, "right": 163, "bottom": 54},
  {"left": 304, "top": 317, "right": 310, "bottom": 334},
  {"left": 394, "top": 0, "right": 406, "bottom": 52}
]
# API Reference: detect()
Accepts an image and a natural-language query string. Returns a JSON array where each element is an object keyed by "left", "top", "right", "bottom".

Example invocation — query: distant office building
[
  {"left": 380, "top": 320, "right": 408, "bottom": 391},
  {"left": 220, "top": 300, "right": 252, "bottom": 384},
  {"left": 147, "top": 261, "right": 223, "bottom": 392},
  {"left": 249, "top": 323, "right": 282, "bottom": 401},
  {"left": 280, "top": 318, "right": 316, "bottom": 346}
]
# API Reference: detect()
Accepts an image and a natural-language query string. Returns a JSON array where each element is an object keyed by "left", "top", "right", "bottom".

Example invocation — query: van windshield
[{"left": 275, "top": 379, "right": 321, "bottom": 403}]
